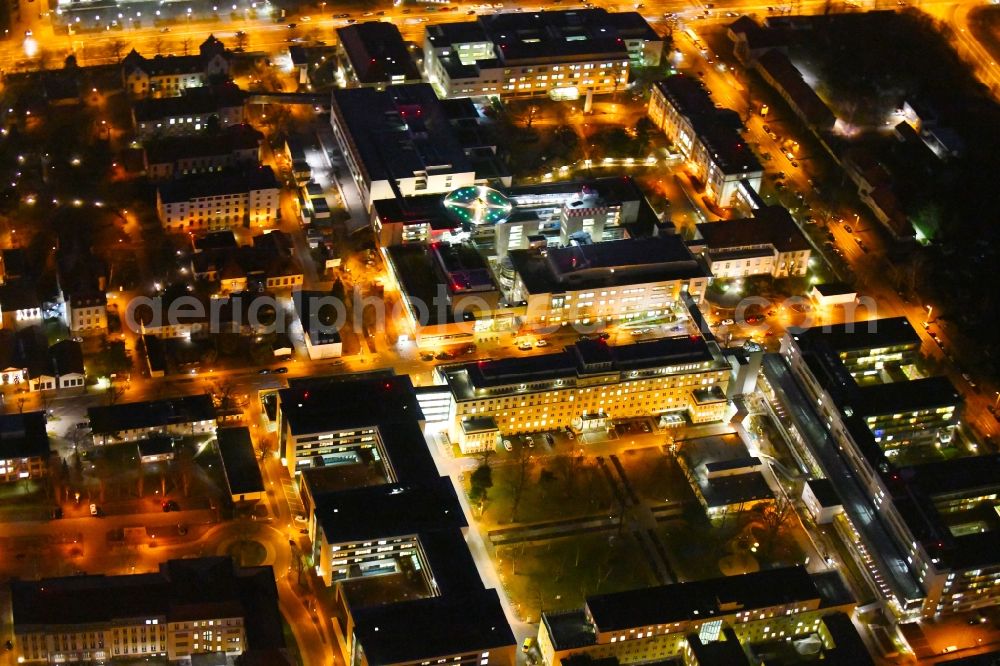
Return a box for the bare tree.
[106,39,128,64]
[509,445,534,523]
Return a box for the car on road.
[420,353,435,362]
[535,339,548,347]
[720,318,736,326]
[273,367,288,374]
[545,433,555,445]
[286,23,297,28]
[435,351,454,360]
[294,514,308,524]
[962,373,977,389]
[844,225,852,233]
[89,503,101,517]
[162,500,180,512]
[503,439,513,451]
[300,15,311,21]
[525,436,535,448]
[517,341,533,351]
[791,161,799,168]
[640,422,651,432]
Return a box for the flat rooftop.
[508,235,708,294]
[851,376,960,417]
[337,22,420,84]
[445,336,716,398]
[0,411,49,460]
[278,375,424,436]
[351,590,515,665]
[313,477,466,543]
[427,9,656,65]
[791,317,920,355]
[331,84,473,186]
[696,205,809,253]
[217,426,264,497]
[158,166,277,203]
[584,566,837,633]
[88,395,216,435]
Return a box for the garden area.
[466,453,617,529]
[613,446,693,505]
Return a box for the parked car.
[503,439,513,451]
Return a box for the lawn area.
[471,456,616,528]
[615,447,694,504]
[495,532,656,622]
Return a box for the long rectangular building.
[507,235,711,329]
[648,75,762,207]
[156,166,280,233]
[538,566,855,665]
[330,84,480,210]
[443,336,730,449]
[12,557,285,664]
[776,318,1000,620]
[423,9,663,99]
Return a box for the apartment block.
[144,124,262,180]
[423,9,662,99]
[11,558,285,664]
[132,85,246,138]
[156,166,279,233]
[87,395,217,444]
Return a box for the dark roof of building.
[792,317,920,355]
[585,566,827,631]
[696,205,809,253]
[331,84,473,186]
[217,426,264,497]
[851,376,960,417]
[687,629,751,666]
[446,336,716,397]
[805,477,841,508]
[12,557,283,650]
[508,235,708,294]
[145,124,261,166]
[278,375,424,436]
[351,590,515,664]
[313,476,466,542]
[1,249,27,279]
[137,435,174,458]
[820,612,875,666]
[133,85,246,123]
[50,339,84,376]
[158,166,277,203]
[337,22,420,84]
[87,395,216,435]
[0,281,42,312]
[428,9,656,67]
[292,289,343,347]
[702,471,774,507]
[756,50,835,130]
[0,411,50,460]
